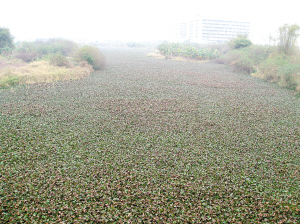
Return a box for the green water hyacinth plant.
[0,48,299,223]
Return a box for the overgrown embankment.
[216,45,300,94]
[215,24,300,94]
[0,34,106,88]
[0,58,93,87]
[157,24,300,95]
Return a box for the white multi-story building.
[172,15,252,44]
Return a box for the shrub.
[258,54,288,82]
[157,43,177,56]
[75,46,105,70]
[258,54,300,89]
[49,53,72,67]
[217,45,269,73]
[228,34,252,49]
[277,63,300,87]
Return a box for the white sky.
[1,0,300,44]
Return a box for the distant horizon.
[2,0,300,45]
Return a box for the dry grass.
[147,51,165,59]
[0,60,93,88]
[147,51,207,63]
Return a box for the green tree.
[0,27,15,54]
[277,24,300,55]
[228,34,252,49]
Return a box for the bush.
[75,46,105,70]
[258,54,300,88]
[49,53,72,67]
[228,34,252,49]
[217,45,269,73]
[277,63,300,87]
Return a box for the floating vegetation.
[0,48,299,222]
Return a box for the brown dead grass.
[146,52,165,59]
[0,60,93,87]
[147,51,207,63]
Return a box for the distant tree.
[0,27,15,54]
[277,24,300,55]
[268,34,277,46]
[228,34,252,49]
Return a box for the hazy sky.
[1,0,300,44]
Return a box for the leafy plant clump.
[157,43,220,60]
[75,45,106,70]
[228,34,252,49]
